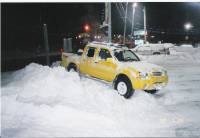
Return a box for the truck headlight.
[139,72,148,79]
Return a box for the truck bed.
[61,52,81,68]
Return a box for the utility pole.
[43,24,50,66]
[108,3,112,43]
[103,3,112,43]
[123,2,128,44]
[131,3,137,36]
[143,6,147,44]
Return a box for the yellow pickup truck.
[61,42,168,98]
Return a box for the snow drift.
[1,63,182,137]
[2,47,200,137]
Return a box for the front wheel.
[114,76,134,99]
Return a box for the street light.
[132,2,137,8]
[131,3,137,36]
[184,22,193,30]
[184,23,193,42]
[84,24,90,32]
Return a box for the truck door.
[80,46,97,76]
[94,48,117,82]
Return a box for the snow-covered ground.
[1,47,200,137]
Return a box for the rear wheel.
[67,63,77,72]
[114,75,134,99]
[144,90,158,94]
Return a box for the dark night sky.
[2,2,200,52]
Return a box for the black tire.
[167,51,170,55]
[114,75,134,99]
[144,90,158,94]
[67,63,77,72]
[153,52,160,55]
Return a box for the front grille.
[152,72,162,76]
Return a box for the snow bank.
[2,63,184,137]
[180,44,193,48]
[51,61,61,67]
[139,47,200,66]
[163,43,175,48]
[2,47,200,137]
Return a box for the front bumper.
[132,75,168,90]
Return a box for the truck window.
[99,49,112,60]
[87,47,96,57]
[114,50,140,62]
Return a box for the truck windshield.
[114,50,140,62]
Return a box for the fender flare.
[113,73,132,88]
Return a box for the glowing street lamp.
[184,23,193,42]
[184,23,193,30]
[84,24,90,32]
[132,2,137,8]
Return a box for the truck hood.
[119,61,165,73]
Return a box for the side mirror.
[77,49,83,55]
[106,58,113,63]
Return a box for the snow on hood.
[119,61,165,73]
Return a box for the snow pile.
[163,43,175,48]
[180,44,193,48]
[139,47,200,65]
[2,63,184,137]
[51,61,61,67]
[137,43,175,50]
[2,46,200,137]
